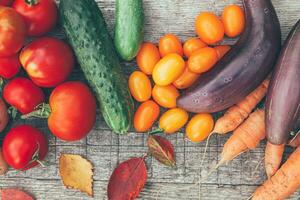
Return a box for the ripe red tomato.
[48,81,97,141]
[13,0,58,36]
[3,77,45,114]
[0,54,21,79]
[2,124,48,170]
[0,7,26,57]
[20,37,75,88]
[0,0,13,6]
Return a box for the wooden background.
[0,0,300,199]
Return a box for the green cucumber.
[59,0,134,134]
[114,0,144,61]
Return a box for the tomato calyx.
[7,106,18,119]
[21,103,51,119]
[21,142,46,170]
[148,128,164,135]
[25,0,39,6]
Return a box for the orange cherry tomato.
[136,42,161,75]
[222,5,245,38]
[214,45,231,59]
[159,34,183,57]
[128,71,152,102]
[152,53,185,86]
[183,38,207,58]
[173,64,200,89]
[195,12,224,45]
[186,113,214,142]
[159,108,189,134]
[188,47,218,73]
[134,100,160,132]
[152,84,179,108]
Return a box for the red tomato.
[0,7,26,57]
[13,0,58,36]
[20,37,75,88]
[48,81,97,141]
[0,54,20,79]
[3,77,45,114]
[0,0,13,6]
[2,124,48,170]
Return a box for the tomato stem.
[148,128,164,135]
[25,0,39,6]
[21,103,51,119]
[7,106,18,119]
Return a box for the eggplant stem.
[21,103,51,119]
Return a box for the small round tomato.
[48,81,96,141]
[13,0,58,36]
[152,84,179,108]
[0,0,13,6]
[159,34,183,57]
[173,65,200,89]
[129,71,152,102]
[214,45,231,59]
[20,37,75,88]
[152,53,185,86]
[186,113,214,142]
[0,7,26,57]
[2,125,48,170]
[159,108,189,134]
[136,42,161,75]
[134,100,160,132]
[0,98,9,132]
[222,5,245,37]
[188,47,218,74]
[183,38,207,58]
[3,77,45,114]
[195,12,224,45]
[0,54,20,79]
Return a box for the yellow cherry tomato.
[152,84,179,108]
[152,53,185,86]
[186,113,214,142]
[222,5,245,38]
[128,71,152,102]
[195,12,225,45]
[173,63,200,89]
[136,42,161,75]
[134,100,160,132]
[214,45,231,59]
[183,38,207,58]
[159,108,189,134]
[188,47,218,73]
[159,34,183,57]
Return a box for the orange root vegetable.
[252,146,300,200]
[264,142,284,178]
[219,109,265,165]
[213,79,269,135]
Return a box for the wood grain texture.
[1,0,300,199]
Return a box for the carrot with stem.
[252,146,300,200]
[264,142,284,178]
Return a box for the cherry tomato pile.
[0,1,97,171]
[130,5,245,142]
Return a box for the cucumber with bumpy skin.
[59,0,134,134]
[114,0,144,61]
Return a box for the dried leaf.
[107,157,147,200]
[59,154,93,196]
[1,188,34,200]
[147,135,176,167]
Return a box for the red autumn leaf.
[1,188,34,200]
[107,157,147,200]
[147,135,176,167]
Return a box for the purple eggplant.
[266,20,300,145]
[177,0,281,113]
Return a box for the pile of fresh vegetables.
[0,0,299,199]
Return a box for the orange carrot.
[252,146,300,200]
[218,109,265,165]
[213,79,269,135]
[264,142,284,178]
